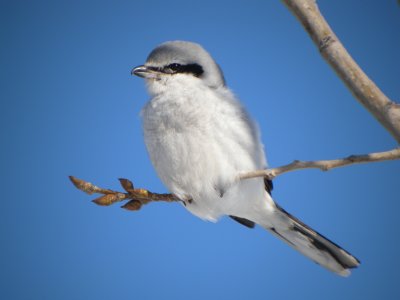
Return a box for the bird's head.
[132,41,225,92]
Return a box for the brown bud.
[118,178,135,193]
[92,194,119,206]
[69,176,100,195]
[121,200,142,211]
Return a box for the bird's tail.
[263,204,360,276]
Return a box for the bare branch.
[69,176,180,211]
[239,148,400,180]
[282,0,400,143]
[70,148,400,210]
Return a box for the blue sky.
[1,0,399,299]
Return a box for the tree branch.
[70,148,400,210]
[239,148,400,180]
[281,0,400,144]
[69,176,180,211]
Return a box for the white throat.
[145,74,206,97]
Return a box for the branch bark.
[281,0,400,144]
[239,148,400,180]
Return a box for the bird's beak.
[131,65,160,79]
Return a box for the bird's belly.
[145,125,222,197]
[142,89,269,221]
[144,124,269,221]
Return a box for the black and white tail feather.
[265,203,360,277]
[231,179,360,276]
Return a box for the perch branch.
[70,148,400,210]
[282,0,400,143]
[239,148,400,180]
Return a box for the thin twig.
[239,148,400,180]
[69,176,180,211]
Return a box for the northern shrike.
[132,41,359,276]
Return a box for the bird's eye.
[166,63,182,72]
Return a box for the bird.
[131,40,360,276]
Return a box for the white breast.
[141,75,272,221]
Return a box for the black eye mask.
[162,63,204,77]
